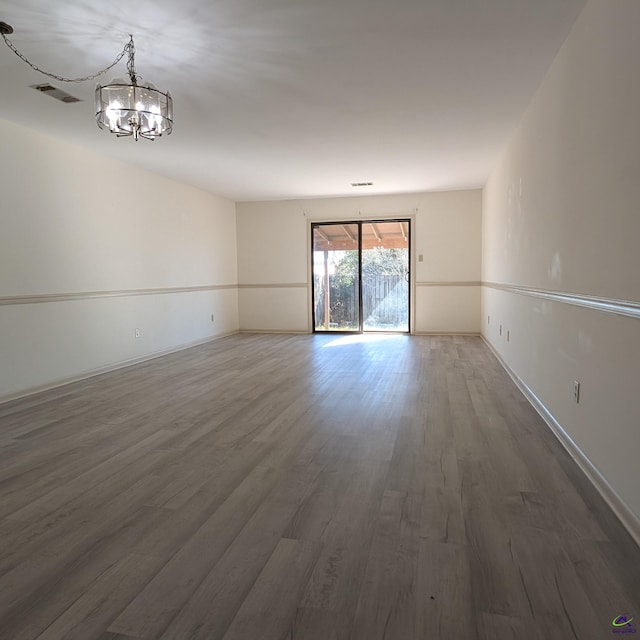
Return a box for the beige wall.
[236,190,481,333]
[0,118,239,400]
[482,0,640,530]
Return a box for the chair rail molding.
[482,282,640,320]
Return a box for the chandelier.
[95,37,173,141]
[0,22,173,141]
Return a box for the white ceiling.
[0,0,586,202]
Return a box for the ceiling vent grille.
[31,83,81,104]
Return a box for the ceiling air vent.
[31,83,82,104]
[351,182,373,187]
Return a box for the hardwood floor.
[0,333,638,639]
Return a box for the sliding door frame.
[310,218,412,334]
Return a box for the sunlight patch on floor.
[321,333,405,348]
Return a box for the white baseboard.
[0,330,239,406]
[482,336,640,548]
[412,331,481,336]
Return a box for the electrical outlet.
[135,328,141,339]
[573,381,580,404]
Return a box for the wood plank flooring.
[0,333,638,640]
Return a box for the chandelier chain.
[126,37,137,83]
[0,33,134,83]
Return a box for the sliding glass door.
[312,220,410,333]
[361,221,410,331]
[312,224,359,331]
